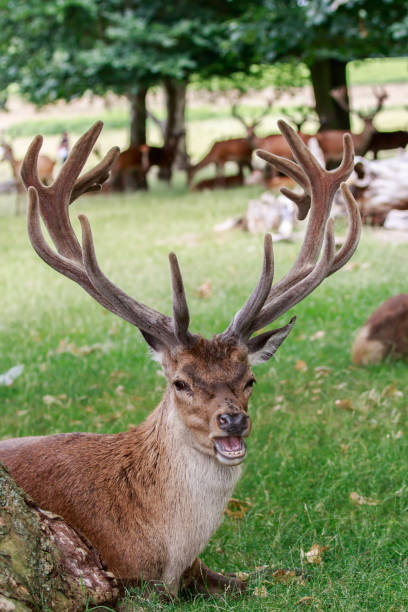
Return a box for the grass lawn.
[0,165,408,610]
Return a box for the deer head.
[331,85,388,130]
[20,121,360,468]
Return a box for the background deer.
[316,86,388,166]
[187,137,253,187]
[0,121,360,600]
[352,294,408,365]
[367,129,408,159]
[0,140,55,213]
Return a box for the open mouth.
[213,436,247,465]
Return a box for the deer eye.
[173,379,192,394]
[244,377,256,390]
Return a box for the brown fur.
[352,294,408,364]
[187,139,253,185]
[0,337,253,596]
[316,122,376,166]
[255,132,311,159]
[367,130,408,159]
[1,143,55,187]
[108,145,148,191]
[191,170,244,191]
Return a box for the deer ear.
[140,330,167,363]
[247,317,296,365]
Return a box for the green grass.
[1,178,408,610]
[348,57,408,85]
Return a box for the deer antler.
[331,86,388,122]
[231,96,273,134]
[221,120,361,342]
[21,122,196,350]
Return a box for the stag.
[0,121,360,600]
[316,86,388,165]
[187,97,273,187]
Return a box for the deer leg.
[180,558,247,597]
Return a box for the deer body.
[255,132,311,159]
[0,121,360,599]
[351,294,408,364]
[316,125,375,165]
[367,130,408,159]
[319,86,388,165]
[192,169,244,191]
[0,142,55,186]
[0,398,240,591]
[188,138,253,186]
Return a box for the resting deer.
[0,141,55,214]
[352,294,408,365]
[0,121,361,600]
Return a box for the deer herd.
[0,85,407,606]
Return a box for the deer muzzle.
[210,411,250,466]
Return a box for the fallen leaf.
[344,261,360,271]
[51,338,111,357]
[295,359,308,372]
[381,384,403,399]
[193,280,212,299]
[296,596,313,606]
[310,330,325,341]
[270,568,298,583]
[253,585,268,597]
[303,544,329,565]
[314,366,332,377]
[225,497,253,519]
[335,399,354,411]
[42,395,62,406]
[349,491,379,506]
[234,571,250,582]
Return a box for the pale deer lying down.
[352,294,408,365]
[0,121,361,600]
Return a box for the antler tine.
[20,136,44,193]
[21,122,109,261]
[222,119,360,341]
[276,121,353,269]
[169,252,195,346]
[256,149,311,220]
[79,215,179,347]
[329,183,361,275]
[25,124,192,351]
[222,234,274,341]
[256,149,308,190]
[57,122,104,188]
[27,187,121,313]
[70,145,120,203]
[251,220,336,332]
[231,102,249,130]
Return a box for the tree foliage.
[242,0,408,65]
[0,0,256,108]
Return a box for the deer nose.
[217,412,249,435]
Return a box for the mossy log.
[0,462,119,611]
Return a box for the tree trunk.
[0,463,119,611]
[309,59,350,130]
[128,87,148,190]
[129,88,147,147]
[163,79,189,172]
